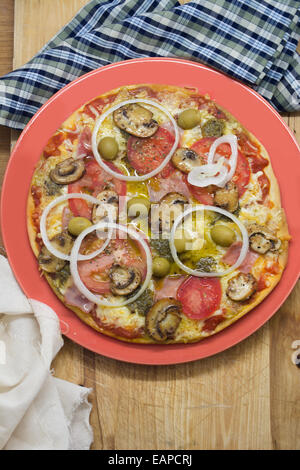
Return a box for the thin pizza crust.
[27,84,290,344]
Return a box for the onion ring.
[69,222,153,307]
[188,134,238,189]
[91,99,179,182]
[40,193,113,261]
[169,205,249,277]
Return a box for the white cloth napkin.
[0,255,93,450]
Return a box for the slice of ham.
[147,169,191,202]
[222,241,259,273]
[154,275,185,301]
[75,126,93,159]
[61,206,73,230]
[64,284,95,313]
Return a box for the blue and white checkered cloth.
[0,0,299,130]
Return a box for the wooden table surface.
[0,0,299,450]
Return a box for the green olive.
[152,257,171,277]
[68,217,92,236]
[177,109,201,130]
[127,197,150,217]
[98,136,119,160]
[210,224,236,247]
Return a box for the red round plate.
[1,58,300,365]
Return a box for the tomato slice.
[78,253,115,294]
[177,277,222,320]
[190,137,250,197]
[78,238,147,294]
[127,127,175,175]
[68,159,126,219]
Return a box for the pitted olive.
[177,109,201,130]
[211,224,236,247]
[98,137,119,160]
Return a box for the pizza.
[27,84,290,344]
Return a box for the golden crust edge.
[27,188,40,257]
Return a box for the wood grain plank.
[269,281,300,449]
[0,0,14,249]
[13,0,89,67]
[91,325,272,450]
[0,0,14,76]
[269,112,300,450]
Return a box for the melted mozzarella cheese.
[46,198,68,239]
[95,304,145,331]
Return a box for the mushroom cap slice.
[150,192,188,233]
[171,148,204,173]
[113,104,158,138]
[109,264,142,296]
[50,158,85,184]
[38,246,66,273]
[38,231,74,273]
[160,192,189,206]
[51,231,74,254]
[92,190,119,224]
[214,181,239,213]
[145,298,182,342]
[248,223,281,254]
[226,273,257,302]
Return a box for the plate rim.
[1,57,299,365]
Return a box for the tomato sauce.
[92,312,144,339]
[43,132,65,158]
[31,185,43,248]
[203,314,225,332]
[82,93,117,119]
[129,86,157,99]
[257,262,280,291]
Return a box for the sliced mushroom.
[51,231,74,254]
[38,231,73,273]
[214,181,239,213]
[92,190,119,224]
[38,246,66,273]
[50,158,85,184]
[171,148,204,173]
[161,192,188,206]
[145,298,182,341]
[150,192,188,233]
[38,231,74,273]
[113,104,158,138]
[226,273,257,302]
[248,223,281,254]
[109,264,142,296]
